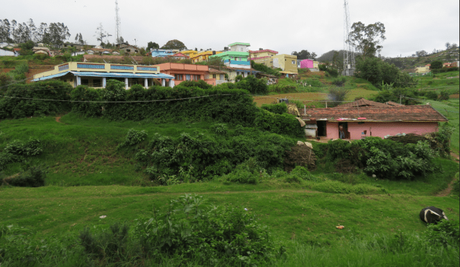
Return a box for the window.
[292,60,296,65]
[81,79,89,85]
[213,74,216,79]
[93,79,102,87]
[175,74,183,80]
[186,74,191,81]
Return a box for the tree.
[445,42,450,49]
[43,22,70,47]
[95,23,110,45]
[74,33,85,45]
[355,57,415,89]
[415,50,427,57]
[451,43,458,49]
[161,39,187,50]
[291,50,316,59]
[430,60,443,70]
[348,21,386,59]
[147,41,159,51]
[0,19,12,42]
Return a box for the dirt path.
[436,177,457,197]
[55,116,62,123]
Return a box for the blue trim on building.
[71,71,174,79]
[137,66,157,71]
[224,60,250,65]
[111,65,134,70]
[77,64,105,69]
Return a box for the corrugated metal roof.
[33,71,70,81]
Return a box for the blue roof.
[33,71,174,82]
[32,71,70,81]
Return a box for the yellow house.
[181,50,199,58]
[249,49,279,67]
[190,50,222,63]
[313,61,319,69]
[272,54,298,77]
[32,62,174,89]
[415,65,430,74]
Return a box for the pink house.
[300,59,314,69]
[301,99,447,140]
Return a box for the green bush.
[236,75,268,95]
[0,139,43,170]
[423,220,460,247]
[79,223,130,264]
[121,129,295,183]
[261,103,288,114]
[254,108,304,137]
[319,137,438,180]
[331,77,347,87]
[424,91,438,100]
[133,194,279,266]
[222,158,262,184]
[70,85,103,117]
[4,166,46,187]
[0,80,73,119]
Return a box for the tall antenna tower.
[342,0,355,76]
[115,0,121,44]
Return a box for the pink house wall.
[325,122,439,140]
[300,59,314,69]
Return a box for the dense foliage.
[251,61,281,77]
[0,139,43,171]
[0,80,72,119]
[316,137,439,180]
[119,127,295,184]
[69,80,302,137]
[355,57,416,88]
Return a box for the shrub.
[222,158,263,184]
[4,166,46,187]
[261,103,288,114]
[422,220,460,248]
[117,128,148,149]
[133,194,279,266]
[0,139,43,170]
[331,77,347,87]
[0,80,73,119]
[236,75,268,95]
[424,91,438,100]
[79,223,130,264]
[70,85,103,117]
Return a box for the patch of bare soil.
[436,178,457,197]
[55,116,62,123]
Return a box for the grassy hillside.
[384,47,459,71]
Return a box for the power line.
[0,94,235,103]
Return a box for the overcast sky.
[2,0,459,58]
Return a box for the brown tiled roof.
[301,104,447,122]
[385,101,404,106]
[335,98,390,109]
[208,68,226,74]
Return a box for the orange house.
[155,63,216,86]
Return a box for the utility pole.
[115,0,121,44]
[342,0,355,76]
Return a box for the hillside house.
[155,63,215,86]
[272,54,298,78]
[32,62,174,89]
[249,49,278,67]
[300,99,447,140]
